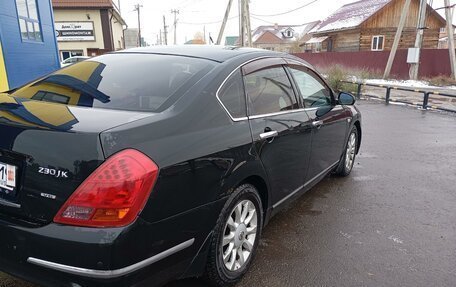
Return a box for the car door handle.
[312,120,324,129]
[260,130,278,140]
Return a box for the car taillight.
[54,149,158,228]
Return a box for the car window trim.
[248,107,317,120]
[241,58,287,76]
[216,56,317,122]
[283,65,305,109]
[216,69,248,120]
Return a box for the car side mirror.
[316,106,333,118]
[338,92,356,105]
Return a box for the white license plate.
[0,162,16,191]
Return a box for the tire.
[204,184,263,287]
[334,126,358,177]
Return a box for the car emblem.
[38,167,69,179]
[40,193,56,200]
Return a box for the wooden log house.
[305,0,446,53]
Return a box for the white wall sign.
[56,22,95,42]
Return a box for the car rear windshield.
[11,53,217,112]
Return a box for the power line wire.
[434,4,456,10]
[180,15,238,25]
[251,0,319,17]
[176,0,199,9]
[250,15,276,25]
[178,0,320,27]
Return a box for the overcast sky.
[116,0,452,45]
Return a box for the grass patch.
[423,75,456,87]
[315,65,456,91]
[315,65,382,94]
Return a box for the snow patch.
[319,15,367,32]
[311,0,391,33]
[339,231,353,239]
[362,79,456,90]
[388,235,404,244]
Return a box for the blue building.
[0,0,60,92]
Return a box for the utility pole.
[217,0,234,45]
[383,0,412,79]
[134,4,143,47]
[163,15,168,45]
[445,0,456,80]
[245,0,252,47]
[238,0,244,47]
[171,9,179,45]
[238,0,252,47]
[410,0,428,80]
[204,26,207,44]
[159,29,162,45]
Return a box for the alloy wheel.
[345,132,357,171]
[221,199,258,272]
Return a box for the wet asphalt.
[2,100,456,287]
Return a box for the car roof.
[116,45,285,63]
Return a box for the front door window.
[288,66,332,108]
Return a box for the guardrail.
[341,80,456,113]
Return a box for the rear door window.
[12,54,216,112]
[244,66,298,116]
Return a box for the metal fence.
[341,80,456,113]
[295,49,452,79]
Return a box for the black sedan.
[0,46,361,287]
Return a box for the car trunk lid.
[0,95,151,226]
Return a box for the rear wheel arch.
[353,121,362,154]
[240,175,269,224]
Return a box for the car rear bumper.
[0,219,113,286]
[26,238,194,279]
[0,220,197,287]
[0,198,225,286]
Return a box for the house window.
[60,50,84,61]
[15,0,42,42]
[282,29,294,38]
[327,38,333,52]
[371,35,384,51]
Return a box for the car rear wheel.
[335,126,358,176]
[204,184,263,286]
